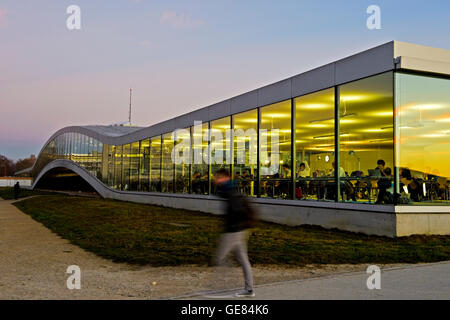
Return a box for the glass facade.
[174,128,191,193]
[192,122,209,195]
[210,117,231,194]
[260,100,292,199]
[233,109,258,197]
[150,135,162,192]
[130,141,140,191]
[395,73,450,204]
[161,132,174,193]
[139,139,150,192]
[294,88,335,201]
[339,72,394,204]
[31,71,450,206]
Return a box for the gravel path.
[0,197,402,300]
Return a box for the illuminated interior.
[161,132,174,193]
[192,122,209,195]
[175,128,190,193]
[130,141,140,191]
[339,72,394,203]
[233,109,258,197]
[150,135,161,192]
[210,117,231,193]
[114,145,123,190]
[295,88,335,201]
[139,139,150,192]
[396,73,450,204]
[260,100,292,198]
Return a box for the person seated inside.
[324,162,348,201]
[296,162,310,199]
[192,171,203,194]
[374,160,393,204]
[297,162,310,178]
[240,169,252,195]
[400,167,422,202]
[274,164,291,198]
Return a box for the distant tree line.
[0,154,36,177]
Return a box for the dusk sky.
[1,0,449,160]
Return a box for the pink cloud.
[138,40,151,47]
[160,11,204,28]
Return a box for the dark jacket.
[216,180,252,233]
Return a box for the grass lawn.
[0,187,57,200]
[13,195,450,266]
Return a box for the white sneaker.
[235,290,255,298]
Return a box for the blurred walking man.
[213,168,255,298]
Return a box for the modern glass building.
[18,41,450,237]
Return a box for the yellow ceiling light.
[340,119,358,124]
[361,128,384,133]
[309,124,331,128]
[238,118,258,124]
[340,94,373,102]
[262,113,290,119]
[422,134,446,138]
[366,111,393,117]
[411,104,443,111]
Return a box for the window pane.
[129,141,140,191]
[174,128,190,194]
[396,73,450,205]
[101,144,109,184]
[114,145,123,190]
[122,144,131,191]
[161,132,174,193]
[260,100,292,199]
[210,117,231,194]
[107,145,115,187]
[233,109,258,197]
[139,139,150,192]
[339,72,394,204]
[295,88,335,201]
[192,122,209,195]
[150,135,161,192]
[97,141,103,179]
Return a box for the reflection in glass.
[295,88,335,201]
[139,139,150,192]
[150,135,162,192]
[339,72,394,204]
[174,128,191,193]
[130,141,140,191]
[233,109,258,196]
[259,100,292,199]
[192,122,209,195]
[210,117,231,194]
[162,133,174,193]
[114,145,123,190]
[122,144,131,191]
[396,73,450,205]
